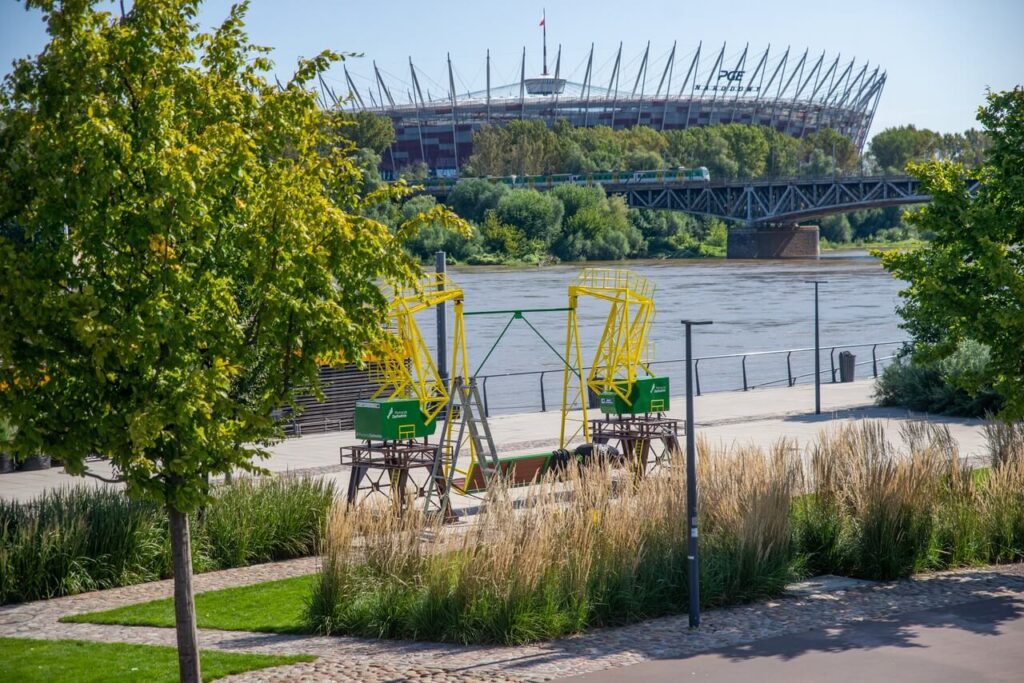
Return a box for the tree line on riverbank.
[346,118,989,263]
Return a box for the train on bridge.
[421,166,712,192]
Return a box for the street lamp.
[804,281,827,414]
[436,251,447,382]
[681,319,713,628]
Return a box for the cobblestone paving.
[2,561,1021,682]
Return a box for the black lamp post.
[681,319,712,628]
[804,280,827,415]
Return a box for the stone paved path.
[2,558,1022,682]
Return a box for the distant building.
[330,39,886,178]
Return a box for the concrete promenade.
[0,378,990,503]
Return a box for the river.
[433,251,906,415]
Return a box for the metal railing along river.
[474,340,909,417]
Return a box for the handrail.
[473,339,909,416]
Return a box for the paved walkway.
[1,558,1021,681]
[0,379,991,503]
[571,592,1024,682]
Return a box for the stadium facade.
[330,39,886,178]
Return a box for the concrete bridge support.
[726,224,820,259]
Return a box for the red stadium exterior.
[334,42,886,177]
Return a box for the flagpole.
[542,9,548,75]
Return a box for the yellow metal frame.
[368,272,482,492]
[560,268,656,448]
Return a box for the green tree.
[398,161,429,182]
[464,124,505,176]
[333,110,395,155]
[628,209,698,255]
[494,189,564,246]
[553,192,641,261]
[880,88,1024,419]
[819,214,853,243]
[402,195,479,261]
[666,127,739,180]
[801,128,858,175]
[480,211,534,258]
[551,183,605,219]
[624,148,665,171]
[764,128,801,177]
[720,123,769,178]
[446,177,509,223]
[869,124,939,173]
[567,124,626,170]
[0,1,463,679]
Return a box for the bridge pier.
[727,224,820,259]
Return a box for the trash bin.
[839,351,856,382]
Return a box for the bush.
[308,443,798,644]
[0,476,334,604]
[792,420,1024,580]
[401,195,480,261]
[494,189,564,247]
[307,419,1023,646]
[875,340,1002,417]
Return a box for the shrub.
[199,476,335,568]
[0,476,334,605]
[306,419,1024,645]
[307,442,798,644]
[875,340,1002,417]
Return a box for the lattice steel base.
[589,414,683,479]
[342,440,451,518]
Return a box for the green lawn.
[62,574,316,634]
[0,637,314,682]
[820,238,925,252]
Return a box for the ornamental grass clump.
[198,476,335,568]
[791,419,1024,577]
[0,487,166,603]
[0,476,334,605]
[307,441,799,644]
[793,422,945,579]
[980,422,1024,563]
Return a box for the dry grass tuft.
[308,419,1024,644]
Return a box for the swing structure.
[343,268,680,516]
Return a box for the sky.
[2,0,1022,138]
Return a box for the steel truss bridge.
[621,174,982,224]
[425,174,980,225]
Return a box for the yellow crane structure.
[348,272,498,513]
[366,272,468,428]
[560,268,677,474]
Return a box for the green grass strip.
[62,574,316,634]
[0,637,314,682]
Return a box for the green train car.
[422,166,711,191]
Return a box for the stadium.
[330,34,886,178]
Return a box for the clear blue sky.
[2,0,1021,137]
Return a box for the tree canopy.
[880,88,1024,419]
[464,121,875,180]
[0,1,463,678]
[0,0,451,509]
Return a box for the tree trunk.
[169,506,202,683]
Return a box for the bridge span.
[425,173,979,225]
[622,174,976,225]
[422,173,979,258]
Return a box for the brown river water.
[432,251,905,415]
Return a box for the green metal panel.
[598,376,670,414]
[354,398,436,440]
